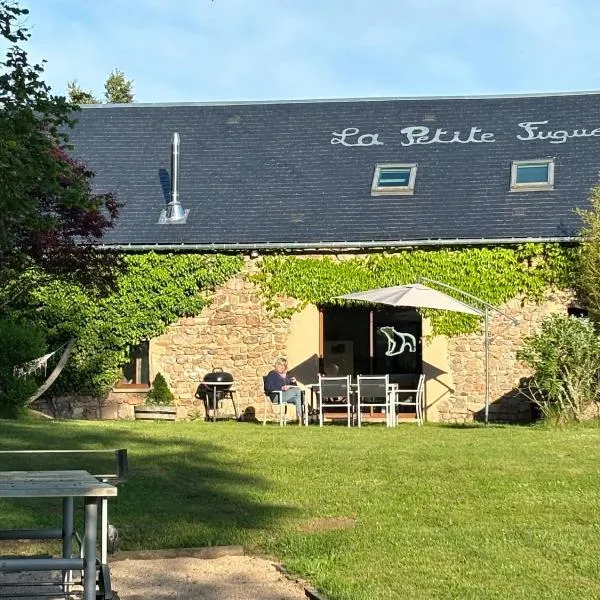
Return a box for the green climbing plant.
[6,252,243,395]
[249,244,576,336]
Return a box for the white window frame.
[371,163,418,196]
[510,159,555,191]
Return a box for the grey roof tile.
[67,92,600,248]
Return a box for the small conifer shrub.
[145,372,174,406]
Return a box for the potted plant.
[134,372,177,421]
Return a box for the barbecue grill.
[197,367,234,400]
[195,368,237,421]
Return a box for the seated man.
[264,357,302,422]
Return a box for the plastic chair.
[356,374,393,427]
[318,375,353,427]
[262,376,288,426]
[389,374,425,426]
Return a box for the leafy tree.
[66,80,99,104]
[104,69,134,103]
[67,69,134,105]
[0,0,121,291]
[6,253,244,395]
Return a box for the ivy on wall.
[16,253,244,395]
[4,244,575,395]
[249,244,576,336]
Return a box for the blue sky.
[16,0,600,103]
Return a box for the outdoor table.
[0,469,117,600]
[307,381,399,425]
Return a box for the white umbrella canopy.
[338,283,484,316]
[336,281,516,426]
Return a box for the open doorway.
[320,305,422,381]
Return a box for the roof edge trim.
[96,236,579,252]
[78,89,600,110]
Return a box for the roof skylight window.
[371,164,417,195]
[510,159,554,190]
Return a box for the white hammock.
[14,350,60,377]
[26,339,76,406]
[10,339,76,410]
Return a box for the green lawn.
[1,419,600,599]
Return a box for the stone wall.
[150,260,294,421]
[35,395,102,419]
[35,391,148,420]
[53,255,574,424]
[148,273,572,424]
[439,290,572,423]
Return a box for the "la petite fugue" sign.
[330,120,600,148]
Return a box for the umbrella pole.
[369,309,374,373]
[484,307,489,426]
[418,277,518,426]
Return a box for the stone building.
[61,91,600,422]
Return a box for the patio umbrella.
[336,283,494,423]
[337,283,484,316]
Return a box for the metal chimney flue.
[163,132,187,223]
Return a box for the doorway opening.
[320,305,422,382]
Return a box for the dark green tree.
[0,0,121,291]
[0,318,47,418]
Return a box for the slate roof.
[67,91,600,250]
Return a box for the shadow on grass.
[0,421,293,550]
[437,422,518,430]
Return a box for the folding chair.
[262,376,288,426]
[356,374,394,427]
[389,374,425,426]
[318,375,353,427]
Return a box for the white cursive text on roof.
[399,125,496,146]
[330,127,384,147]
[331,120,600,148]
[516,120,600,144]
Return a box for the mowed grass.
[1,419,600,599]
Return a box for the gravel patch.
[1,555,309,600]
[110,555,308,600]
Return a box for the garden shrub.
[0,375,40,419]
[145,372,174,406]
[0,319,47,418]
[517,313,600,423]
